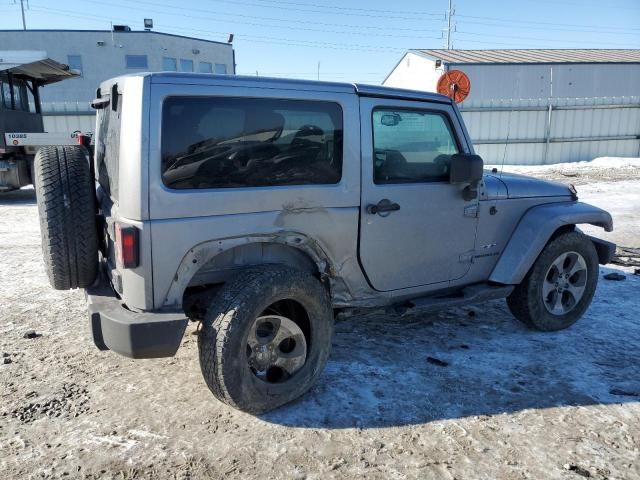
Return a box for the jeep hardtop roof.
[98,72,453,105]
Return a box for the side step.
[398,284,514,316]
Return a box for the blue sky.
[1,0,639,84]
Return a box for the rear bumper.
[86,279,188,359]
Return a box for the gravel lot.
[1,162,639,479]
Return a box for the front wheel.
[507,231,599,331]
[198,266,334,413]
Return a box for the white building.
[383,49,640,101]
[383,49,640,165]
[0,28,236,133]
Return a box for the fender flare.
[489,201,613,285]
[161,232,334,308]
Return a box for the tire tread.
[34,146,98,290]
[198,266,333,413]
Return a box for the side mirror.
[449,153,484,201]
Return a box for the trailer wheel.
[34,146,98,290]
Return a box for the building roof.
[412,49,640,65]
[0,29,232,47]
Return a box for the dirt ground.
[1,162,639,479]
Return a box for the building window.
[162,57,177,71]
[67,55,83,76]
[199,62,213,74]
[180,59,194,72]
[161,97,343,189]
[214,63,227,75]
[125,55,148,69]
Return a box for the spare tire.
[33,146,98,290]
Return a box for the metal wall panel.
[461,96,640,164]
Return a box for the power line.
[32,0,443,40]
[83,0,444,33]
[457,14,640,33]
[232,0,441,17]
[158,0,441,21]
[458,18,640,36]
[29,4,635,53]
[28,6,412,53]
[456,30,639,47]
[530,0,640,11]
[25,2,638,53]
[166,0,639,34]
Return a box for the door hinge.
[464,204,478,218]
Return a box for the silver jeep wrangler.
[33,73,615,413]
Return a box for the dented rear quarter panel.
[146,79,363,309]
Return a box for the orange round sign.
[436,70,471,103]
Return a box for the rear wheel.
[33,146,98,290]
[198,266,333,413]
[507,231,599,331]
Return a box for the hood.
[487,172,573,199]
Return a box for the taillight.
[115,223,139,268]
[76,133,90,147]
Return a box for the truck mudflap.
[86,278,188,359]
[588,235,616,265]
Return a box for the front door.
[358,97,478,292]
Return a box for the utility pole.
[445,0,454,50]
[18,0,27,30]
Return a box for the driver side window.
[372,108,459,184]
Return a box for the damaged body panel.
[156,215,363,309]
[77,72,615,365]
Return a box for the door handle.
[366,199,401,216]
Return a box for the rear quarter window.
[161,97,343,189]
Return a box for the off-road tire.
[507,231,598,331]
[198,266,334,413]
[33,146,98,290]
